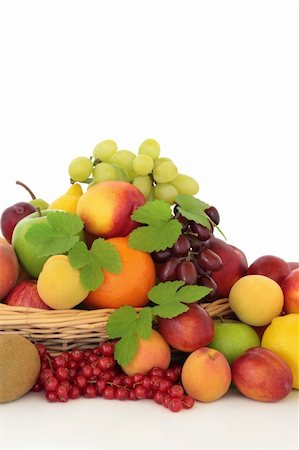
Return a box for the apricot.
[181,347,231,402]
[0,238,19,300]
[37,255,88,309]
[121,330,171,376]
[229,275,284,326]
[76,181,145,238]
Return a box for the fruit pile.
[0,138,298,411]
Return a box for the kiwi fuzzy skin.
[0,334,41,403]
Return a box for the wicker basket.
[0,298,232,355]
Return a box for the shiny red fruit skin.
[5,279,51,309]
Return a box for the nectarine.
[76,181,145,238]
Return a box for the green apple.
[12,210,84,278]
[208,321,260,365]
[12,210,54,278]
[29,198,49,209]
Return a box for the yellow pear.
[47,184,83,214]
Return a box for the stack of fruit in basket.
[0,139,298,412]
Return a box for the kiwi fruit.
[0,334,41,403]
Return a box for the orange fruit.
[84,236,156,309]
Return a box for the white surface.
[0,1,298,449]
[0,390,298,450]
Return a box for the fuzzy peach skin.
[121,330,171,376]
[76,181,145,238]
[181,347,232,402]
[0,237,19,300]
[231,347,293,402]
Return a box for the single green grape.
[133,175,152,198]
[153,161,178,183]
[111,164,130,182]
[68,156,93,182]
[133,154,154,176]
[171,174,199,196]
[109,150,136,172]
[153,157,173,169]
[154,183,178,205]
[93,162,117,182]
[138,139,160,160]
[93,140,118,161]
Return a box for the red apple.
[1,202,36,243]
[157,303,214,352]
[281,268,299,314]
[247,255,291,286]
[5,280,52,310]
[209,238,248,298]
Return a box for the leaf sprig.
[128,200,182,253]
[107,281,211,366]
[68,238,122,291]
[24,211,84,257]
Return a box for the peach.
[231,347,293,402]
[76,181,145,238]
[158,304,214,352]
[37,255,89,309]
[181,347,232,402]
[121,330,171,376]
[281,268,299,314]
[0,238,19,300]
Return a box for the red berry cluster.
[33,343,195,413]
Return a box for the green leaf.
[106,306,137,339]
[129,220,182,253]
[80,263,104,291]
[148,281,212,319]
[175,195,212,229]
[107,305,153,366]
[135,307,153,339]
[25,211,84,257]
[114,331,138,367]
[47,211,83,235]
[91,238,122,274]
[131,200,172,225]
[152,302,189,319]
[68,237,122,291]
[68,241,91,269]
[128,200,182,253]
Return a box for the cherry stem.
[16,180,36,200]
[16,180,42,217]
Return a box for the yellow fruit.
[229,275,284,326]
[262,314,299,389]
[0,334,41,403]
[37,255,88,309]
[47,184,83,214]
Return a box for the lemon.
[48,184,83,214]
[261,314,299,389]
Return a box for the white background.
[0,1,298,449]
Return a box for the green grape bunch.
[68,138,199,205]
